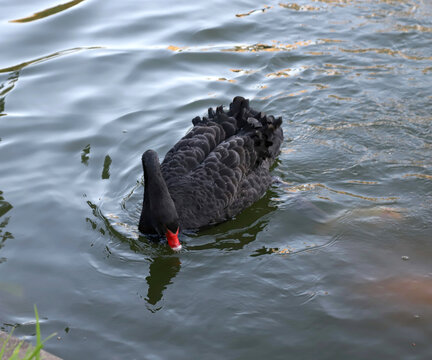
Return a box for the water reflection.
[87,185,280,253]
[0,190,23,302]
[0,47,100,74]
[86,198,181,309]
[284,182,399,202]
[140,191,280,306]
[0,190,13,264]
[85,188,281,307]
[101,155,112,180]
[81,144,90,166]
[86,199,179,309]
[235,5,272,17]
[222,41,314,53]
[86,200,139,249]
[145,256,181,308]
[0,71,19,117]
[339,47,432,61]
[9,0,86,23]
[279,3,320,11]
[187,190,279,251]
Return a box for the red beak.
[166,228,182,251]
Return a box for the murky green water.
[1,0,431,359]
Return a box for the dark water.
[1,0,432,359]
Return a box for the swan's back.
[160,96,283,229]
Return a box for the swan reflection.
[145,256,181,308]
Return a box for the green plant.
[0,305,56,360]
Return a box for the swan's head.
[140,150,182,251]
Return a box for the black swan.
[139,96,283,250]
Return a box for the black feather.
[139,96,284,233]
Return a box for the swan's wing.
[166,121,283,228]
[161,97,282,182]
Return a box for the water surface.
[1,0,431,359]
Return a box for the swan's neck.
[139,150,179,238]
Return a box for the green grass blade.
[26,343,45,360]
[0,306,56,360]
[26,331,58,360]
[42,332,57,343]
[34,304,41,360]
